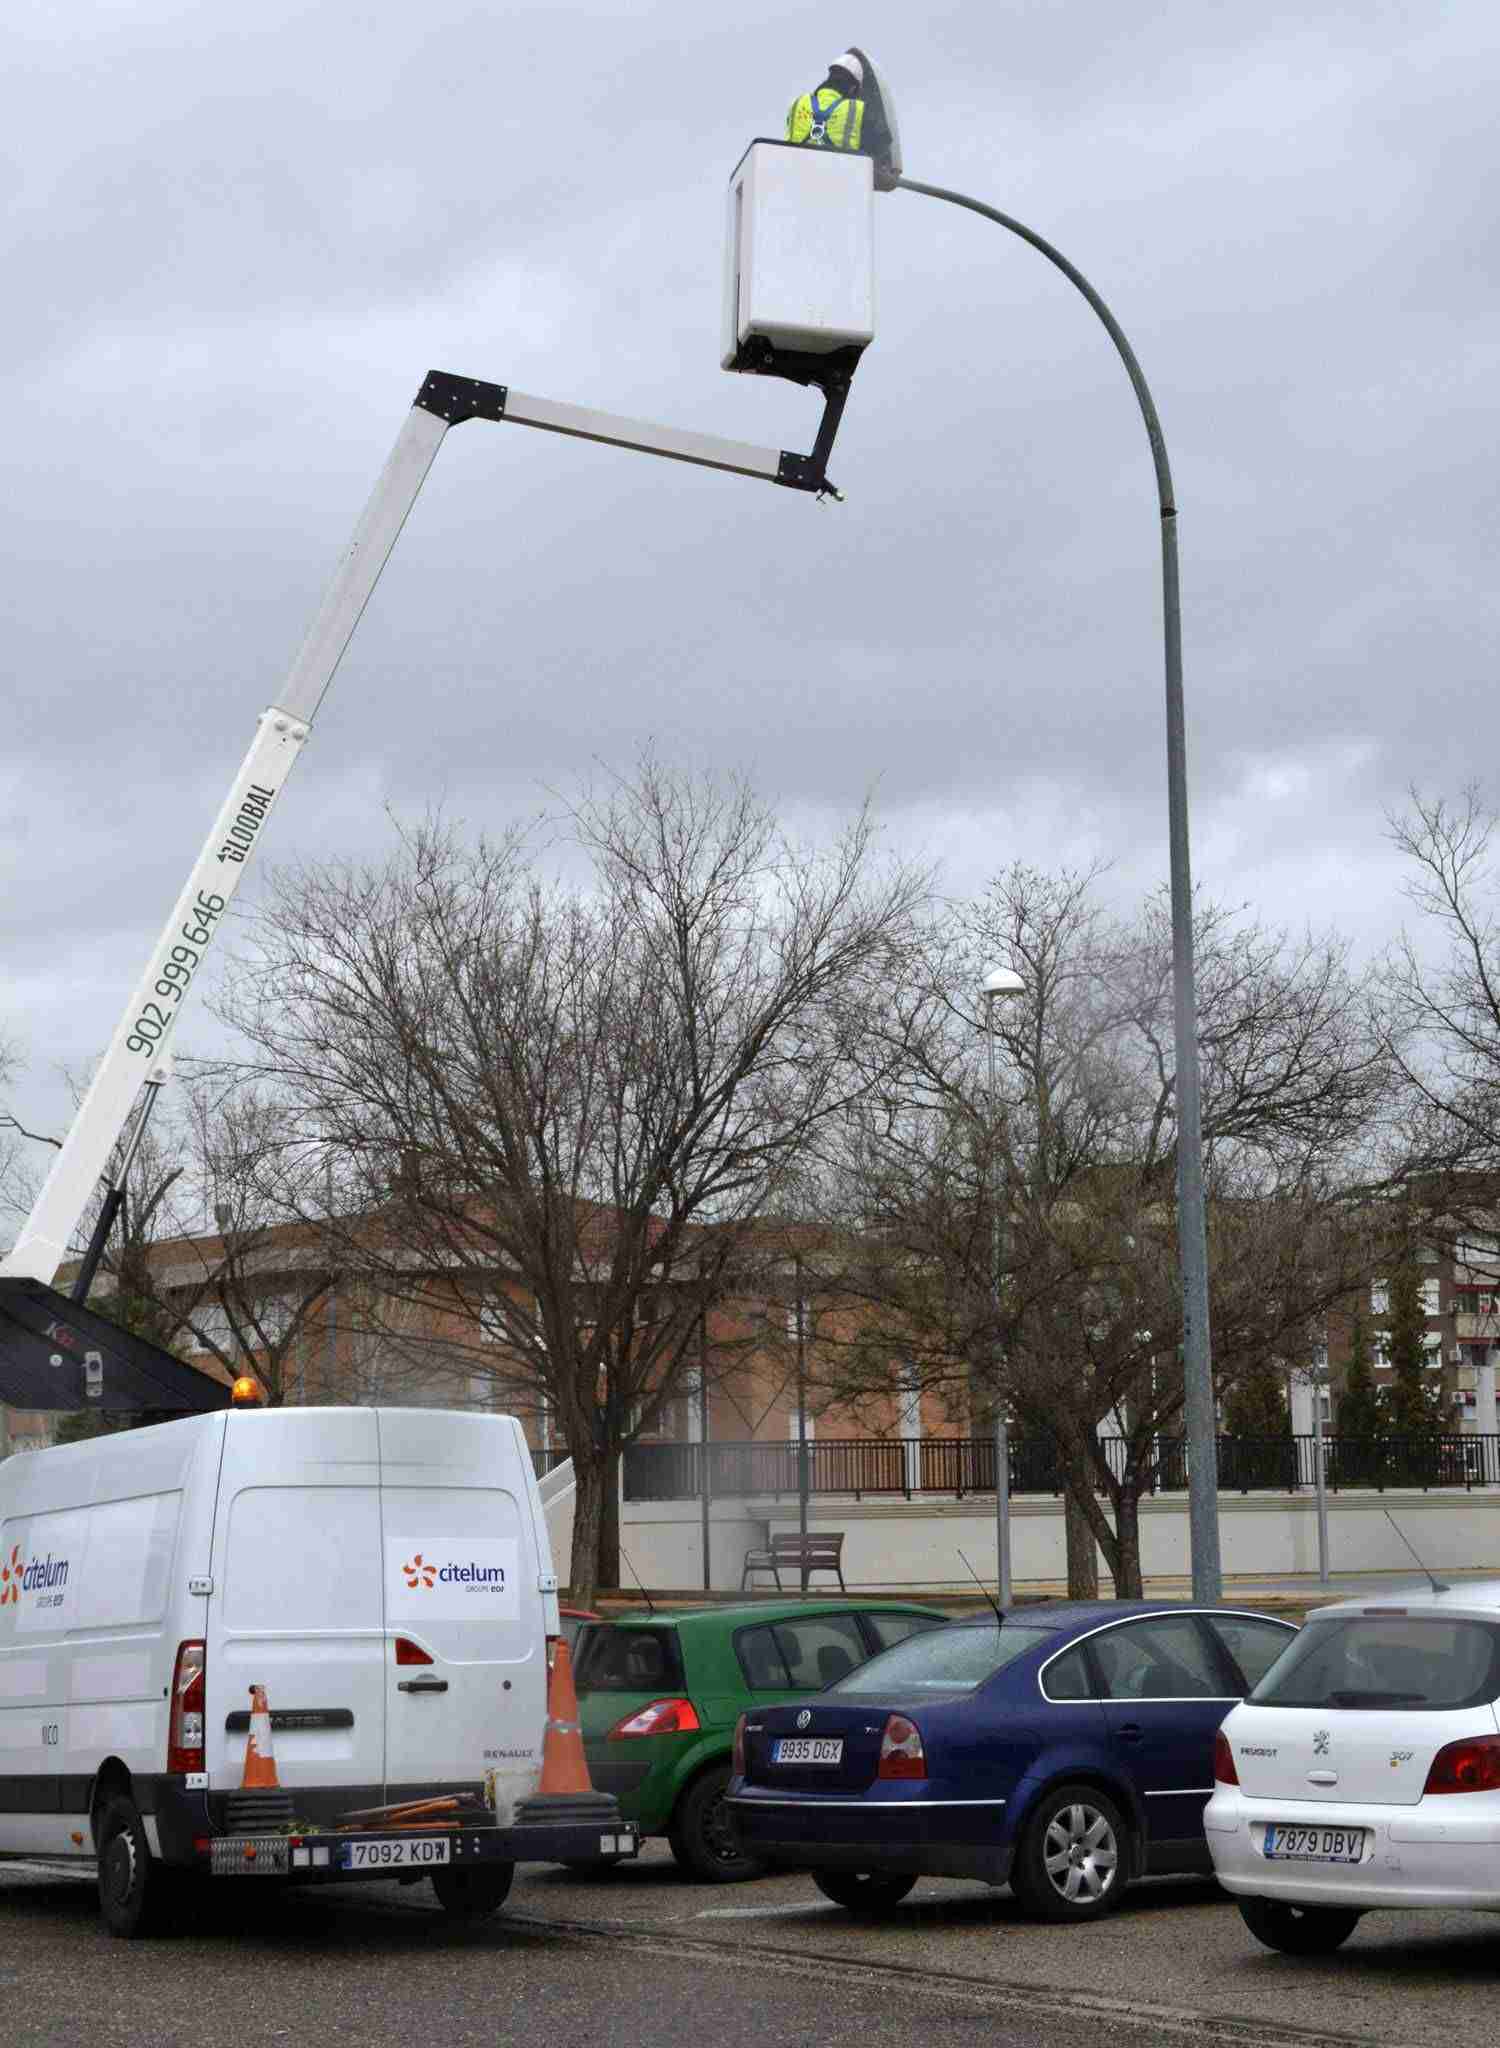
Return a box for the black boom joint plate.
[415,372,509,425]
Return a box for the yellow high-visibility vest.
[785,87,866,152]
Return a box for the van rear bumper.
[153,1779,638,1877]
[207,1815,640,1880]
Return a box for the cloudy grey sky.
[5,0,1500,1152]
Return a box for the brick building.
[4,1216,964,1465]
[1298,1230,1500,1439]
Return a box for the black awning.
[0,1277,231,1412]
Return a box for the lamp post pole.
[699,1309,713,1592]
[794,1254,810,1564]
[900,176,1222,1601]
[1312,1364,1330,1586]
[982,967,1024,1607]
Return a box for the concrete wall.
[612,1497,773,1592]
[617,1487,1500,1593]
[540,1452,1500,1593]
[540,1463,765,1594]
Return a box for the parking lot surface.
[4,1845,1500,2046]
[513,1844,1500,2046]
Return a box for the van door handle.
[397,1678,449,1694]
[1115,1723,1143,1742]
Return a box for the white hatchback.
[1207,1582,1500,1954]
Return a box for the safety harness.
[805,88,848,145]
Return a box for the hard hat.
[829,50,864,85]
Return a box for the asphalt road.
[4,1845,1500,2048]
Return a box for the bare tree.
[135,1077,340,1404]
[823,864,1392,1597]
[1383,786,1500,1267]
[214,754,929,1603]
[3,1058,339,1415]
[0,1030,49,1232]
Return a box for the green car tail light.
[608,1697,703,1739]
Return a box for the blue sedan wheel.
[1011,1784,1127,1922]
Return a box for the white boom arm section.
[3,371,830,1284]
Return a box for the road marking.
[697,1894,950,1920]
[696,1901,842,1919]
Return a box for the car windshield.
[572,1625,684,1693]
[1249,1615,1500,1712]
[828,1623,1054,1696]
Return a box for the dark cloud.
[5,0,1500,1147]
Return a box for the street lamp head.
[980,966,1025,1003]
[842,46,904,190]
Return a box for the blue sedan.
[727,1600,1296,1921]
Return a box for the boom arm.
[2,371,842,1285]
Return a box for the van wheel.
[1010,1784,1127,1922]
[97,1795,175,1939]
[1237,1897,1362,1955]
[668,1766,765,1884]
[811,1870,917,1916]
[430,1862,514,1920]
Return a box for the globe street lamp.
[981,964,1026,1605]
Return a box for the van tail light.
[167,1639,206,1775]
[607,1698,702,1739]
[394,1636,434,1666]
[1213,1731,1239,1786]
[877,1714,926,1780]
[1423,1735,1500,1794]
[733,1713,747,1775]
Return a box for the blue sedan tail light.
[877,1714,926,1780]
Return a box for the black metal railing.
[619,1432,1500,1502]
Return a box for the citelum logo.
[0,1546,19,1607]
[402,1554,436,1590]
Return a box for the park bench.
[741,1530,847,1594]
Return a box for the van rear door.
[378,1412,547,1822]
[208,1410,386,1813]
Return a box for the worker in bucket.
[786,50,876,155]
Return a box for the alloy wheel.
[1041,1801,1119,1905]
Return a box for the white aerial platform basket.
[722,141,875,374]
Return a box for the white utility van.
[0,1405,634,1935]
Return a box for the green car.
[571,1599,949,1882]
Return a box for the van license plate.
[773,1738,843,1764]
[1263,1825,1365,1863]
[339,1836,452,1871]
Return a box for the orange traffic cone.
[537,1637,593,1795]
[229,1682,294,1829]
[242,1684,280,1790]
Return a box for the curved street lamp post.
[894,174,1222,1601]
